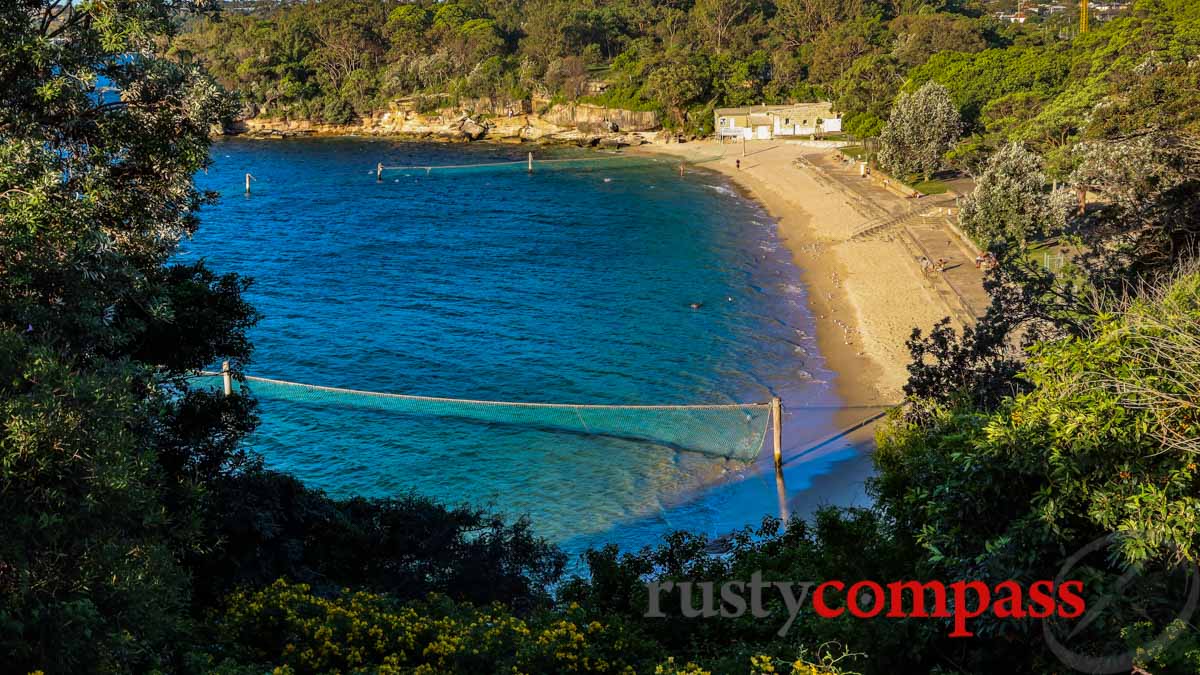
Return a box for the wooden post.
[742,135,746,157]
[222,360,232,397]
[527,152,533,173]
[775,457,790,524]
[771,396,783,470]
[376,162,383,182]
[244,173,254,195]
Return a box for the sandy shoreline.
[635,140,962,433]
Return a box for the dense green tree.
[0,0,253,670]
[771,0,876,50]
[959,142,1072,248]
[1,2,568,671]
[1067,134,1200,284]
[646,58,709,127]
[833,53,902,128]
[807,14,888,84]
[908,44,1072,127]
[692,0,759,53]
[879,270,1200,671]
[0,338,194,671]
[889,12,987,68]
[878,81,962,180]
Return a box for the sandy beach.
[638,139,972,429]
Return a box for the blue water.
[187,138,851,561]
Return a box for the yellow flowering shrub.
[212,580,861,675]
[748,647,860,675]
[654,656,711,674]
[214,579,659,674]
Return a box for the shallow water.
[187,138,850,563]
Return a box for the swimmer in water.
[689,302,704,309]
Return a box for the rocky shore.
[224,98,669,148]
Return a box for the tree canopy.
[173,0,1200,151]
[7,0,1200,673]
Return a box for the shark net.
[375,151,728,177]
[191,373,773,461]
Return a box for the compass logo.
[1044,534,1200,674]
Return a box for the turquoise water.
[186,138,853,560]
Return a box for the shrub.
[190,471,567,613]
[205,579,656,674]
[203,579,859,674]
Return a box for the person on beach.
[920,256,933,275]
[935,258,947,273]
[736,159,741,170]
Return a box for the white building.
[715,103,842,141]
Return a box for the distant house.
[714,103,842,141]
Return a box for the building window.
[720,118,728,127]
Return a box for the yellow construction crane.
[1080,0,1089,33]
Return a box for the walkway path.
[806,152,988,324]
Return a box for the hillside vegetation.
[4,0,1200,673]
[176,0,1200,147]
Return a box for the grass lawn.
[1022,237,1082,271]
[911,179,950,195]
[840,145,867,160]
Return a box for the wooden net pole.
[222,360,232,397]
[771,396,783,469]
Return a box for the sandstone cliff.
[225,97,662,147]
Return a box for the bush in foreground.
[198,578,855,675]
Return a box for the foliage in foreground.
[0,2,563,672]
[551,267,1200,675]
[226,266,1200,675]
[199,578,854,675]
[7,1,1200,673]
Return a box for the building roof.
[715,102,837,117]
[715,104,791,116]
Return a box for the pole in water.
[244,173,254,195]
[771,396,783,470]
[222,360,232,397]
[775,457,790,523]
[376,162,383,182]
[527,152,533,173]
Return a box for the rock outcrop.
[227,97,660,146]
[459,117,488,141]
